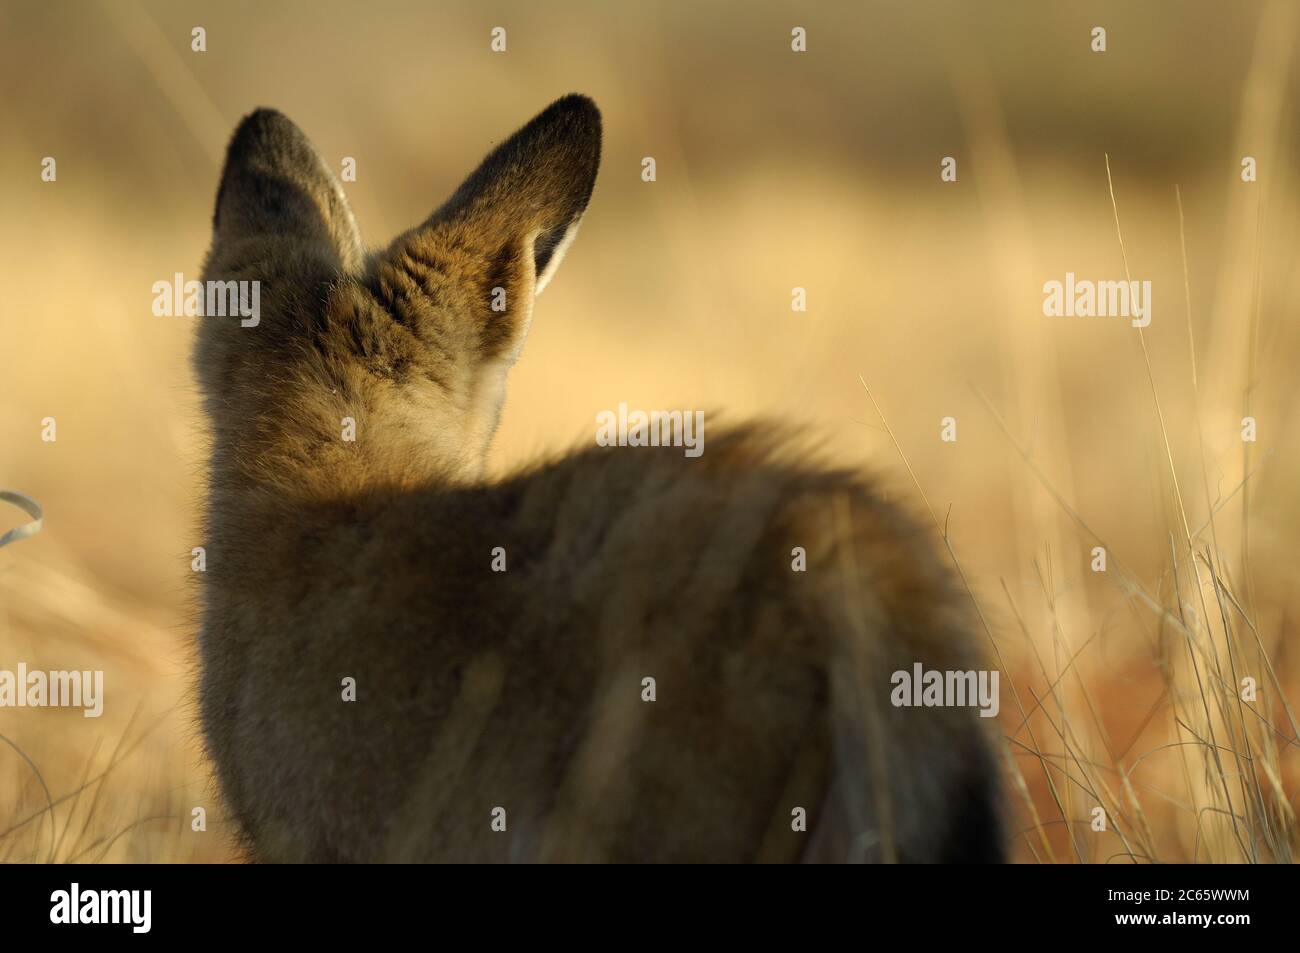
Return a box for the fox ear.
[390,93,603,308]
[211,109,364,272]
[417,94,601,295]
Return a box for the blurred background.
[1,0,1298,862]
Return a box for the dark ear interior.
[211,108,364,270]
[531,224,568,277]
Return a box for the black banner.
[0,863,1273,940]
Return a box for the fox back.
[193,95,1004,862]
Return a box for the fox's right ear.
[211,109,365,272]
[371,95,601,371]
[412,94,602,295]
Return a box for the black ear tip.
[551,93,600,121]
[215,108,318,230]
[544,93,602,143]
[227,107,304,156]
[239,106,290,127]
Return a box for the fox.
[192,94,1004,863]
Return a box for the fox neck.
[205,372,492,509]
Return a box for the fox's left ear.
[211,109,365,272]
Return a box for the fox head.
[194,95,601,493]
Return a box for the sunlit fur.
[193,95,1003,862]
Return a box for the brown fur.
[193,95,1003,862]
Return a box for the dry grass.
[1,0,1298,862]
